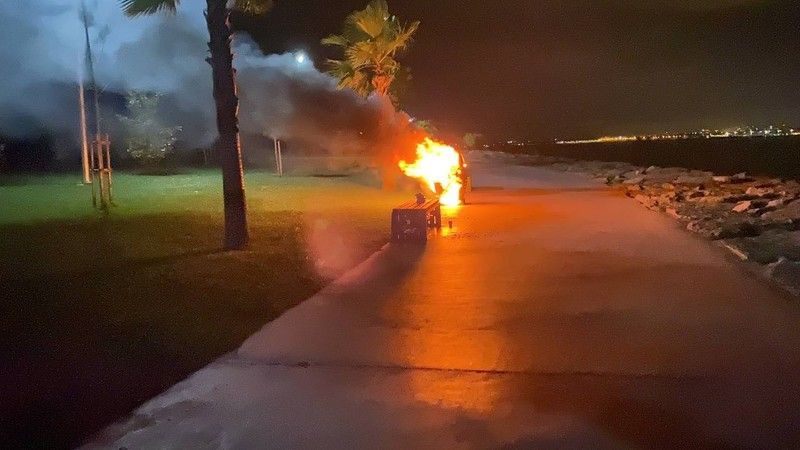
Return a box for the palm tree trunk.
[206,0,248,249]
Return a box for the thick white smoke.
[0,0,190,137]
[0,0,419,159]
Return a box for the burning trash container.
[399,138,470,206]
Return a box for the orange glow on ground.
[399,138,463,206]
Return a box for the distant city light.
[294,51,307,64]
[554,123,800,145]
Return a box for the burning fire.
[399,138,463,206]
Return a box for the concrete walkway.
[86,162,800,449]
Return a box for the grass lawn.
[0,170,407,448]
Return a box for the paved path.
[87,162,800,449]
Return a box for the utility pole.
[81,2,113,214]
[81,2,101,138]
[78,79,91,184]
[80,1,112,211]
[273,138,283,176]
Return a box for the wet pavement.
[85,162,800,449]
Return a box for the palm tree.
[119,0,273,249]
[322,0,419,102]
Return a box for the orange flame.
[399,138,463,206]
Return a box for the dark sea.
[500,136,800,180]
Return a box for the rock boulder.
[762,200,800,223]
[766,258,800,296]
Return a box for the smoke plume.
[0,0,421,160]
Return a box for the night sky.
[239,0,800,140]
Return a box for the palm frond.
[385,20,419,55]
[345,41,380,69]
[347,0,389,38]
[321,34,350,48]
[326,59,371,96]
[325,59,355,78]
[343,71,372,97]
[118,0,179,16]
[340,21,370,44]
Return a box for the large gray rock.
[623,176,646,185]
[695,195,725,205]
[730,172,755,183]
[724,192,761,203]
[674,171,714,186]
[686,219,720,239]
[722,230,800,264]
[745,186,781,199]
[618,168,642,179]
[732,201,753,213]
[678,195,736,217]
[686,188,706,199]
[713,175,732,183]
[762,200,800,222]
[782,180,800,196]
[767,198,789,209]
[641,167,690,184]
[686,217,759,240]
[766,258,800,296]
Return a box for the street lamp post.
[272,51,310,176]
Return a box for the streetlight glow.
[295,51,307,65]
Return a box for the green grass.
[0,170,407,448]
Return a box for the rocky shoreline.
[469,150,800,297]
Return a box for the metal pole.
[81,1,101,137]
[90,138,97,208]
[277,140,283,176]
[96,136,109,212]
[273,138,280,176]
[79,81,91,184]
[105,135,114,204]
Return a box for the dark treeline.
[0,136,56,172]
[0,136,212,174]
[0,131,358,175]
[499,137,800,180]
